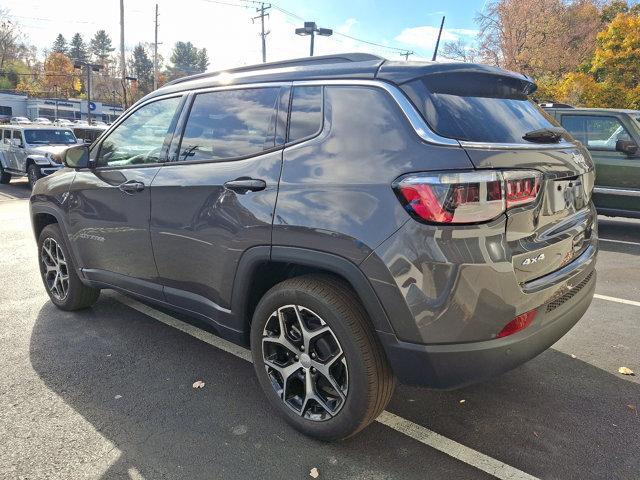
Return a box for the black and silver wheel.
[0,164,10,184]
[41,237,69,301]
[38,224,100,310]
[27,164,43,189]
[251,275,395,440]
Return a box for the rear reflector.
[496,309,537,338]
[394,170,542,225]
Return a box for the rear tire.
[0,164,10,184]
[38,224,100,310]
[27,164,43,189]
[250,274,395,440]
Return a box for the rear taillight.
[496,309,537,338]
[394,170,542,224]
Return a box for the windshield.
[24,129,77,145]
[401,72,563,144]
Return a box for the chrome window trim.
[594,186,640,197]
[292,79,460,146]
[144,78,579,150]
[459,140,576,150]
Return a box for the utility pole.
[120,0,128,108]
[401,51,414,61]
[253,3,270,63]
[153,3,159,89]
[432,16,445,61]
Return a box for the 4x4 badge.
[522,253,545,266]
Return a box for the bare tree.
[441,39,481,63]
[0,9,21,70]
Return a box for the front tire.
[0,164,10,184]
[250,275,395,440]
[27,164,43,189]
[38,224,100,310]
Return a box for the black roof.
[148,53,534,100]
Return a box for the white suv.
[0,125,79,188]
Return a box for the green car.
[545,107,640,219]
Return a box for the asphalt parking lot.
[0,179,638,480]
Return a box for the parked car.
[0,125,78,188]
[10,116,31,125]
[544,107,640,218]
[72,125,107,145]
[30,54,597,440]
[54,119,74,127]
[33,117,53,125]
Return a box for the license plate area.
[549,176,587,213]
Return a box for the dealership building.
[0,91,123,123]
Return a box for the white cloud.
[394,25,478,50]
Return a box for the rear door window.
[402,72,560,144]
[560,115,632,151]
[288,86,323,142]
[178,87,279,162]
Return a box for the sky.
[3,0,488,70]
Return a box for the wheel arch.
[30,204,84,279]
[231,246,395,344]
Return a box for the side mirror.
[616,139,638,156]
[62,144,90,169]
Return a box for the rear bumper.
[378,268,596,389]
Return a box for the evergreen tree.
[90,29,115,63]
[51,34,67,54]
[168,41,208,79]
[68,33,88,62]
[129,44,154,94]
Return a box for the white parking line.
[594,294,640,308]
[114,293,539,480]
[599,238,640,247]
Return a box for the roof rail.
[164,52,385,86]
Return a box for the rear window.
[401,72,560,144]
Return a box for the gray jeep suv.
[30,53,598,440]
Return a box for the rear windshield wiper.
[522,128,564,143]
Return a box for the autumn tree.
[590,13,640,88]
[51,34,67,54]
[42,52,80,97]
[474,0,603,77]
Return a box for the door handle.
[118,180,145,194]
[224,177,267,194]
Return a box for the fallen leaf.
[533,431,539,437]
[114,395,122,400]
[618,367,635,376]
[192,380,206,389]
[310,467,319,478]
[570,354,576,359]
[459,399,466,404]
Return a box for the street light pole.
[74,61,102,125]
[295,22,333,57]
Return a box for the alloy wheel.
[41,237,69,301]
[261,305,348,421]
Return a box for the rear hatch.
[392,65,596,285]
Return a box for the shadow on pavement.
[29,298,489,480]
[0,180,30,201]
